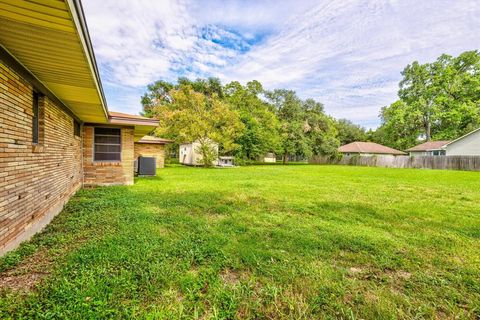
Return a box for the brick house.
[0,1,161,255]
[134,135,173,169]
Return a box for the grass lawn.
[1,165,479,319]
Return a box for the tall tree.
[141,80,175,118]
[152,85,243,167]
[266,89,311,163]
[334,119,367,145]
[378,100,422,149]
[177,77,224,98]
[224,81,281,161]
[378,50,480,149]
[303,99,339,156]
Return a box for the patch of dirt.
[0,248,54,293]
[348,267,363,275]
[364,291,379,303]
[396,271,412,280]
[384,269,412,280]
[219,268,241,286]
[0,272,47,292]
[347,266,412,282]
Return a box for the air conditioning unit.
[137,156,156,176]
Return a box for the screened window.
[94,127,121,161]
[32,91,39,143]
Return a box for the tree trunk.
[424,108,431,141]
[283,153,288,165]
[424,118,431,141]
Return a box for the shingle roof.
[108,111,152,120]
[405,141,450,152]
[136,136,173,144]
[338,142,406,155]
[107,111,158,140]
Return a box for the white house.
[263,153,277,163]
[445,128,480,156]
[179,140,219,166]
[218,156,235,167]
[405,141,450,156]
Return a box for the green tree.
[303,99,339,156]
[178,77,224,98]
[377,100,422,149]
[141,77,225,117]
[224,81,281,161]
[153,85,243,167]
[141,80,175,118]
[266,89,311,163]
[378,50,480,148]
[334,119,367,145]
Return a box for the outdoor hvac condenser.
[137,156,156,176]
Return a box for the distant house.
[218,156,235,167]
[179,140,219,166]
[444,128,480,156]
[263,153,277,163]
[338,142,406,156]
[406,141,450,156]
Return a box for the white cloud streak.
[83,0,480,128]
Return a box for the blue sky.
[82,0,480,128]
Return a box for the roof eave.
[108,116,158,142]
[108,117,158,127]
[136,140,170,145]
[0,44,81,123]
[444,128,480,147]
[66,0,109,122]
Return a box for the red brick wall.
[134,143,165,168]
[0,60,82,254]
[82,125,134,186]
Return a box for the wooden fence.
[309,155,480,171]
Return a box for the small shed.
[179,140,219,166]
[218,156,235,167]
[134,136,173,168]
[263,153,276,163]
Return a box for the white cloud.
[82,0,480,127]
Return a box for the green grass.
[1,165,479,319]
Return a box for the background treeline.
[141,78,361,164]
[141,50,480,163]
[375,50,480,149]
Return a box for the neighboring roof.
[338,142,406,155]
[0,0,108,123]
[136,136,173,144]
[109,111,152,120]
[444,127,480,147]
[405,140,450,152]
[180,139,218,146]
[108,111,158,141]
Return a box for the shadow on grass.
[1,184,399,274]
[1,182,476,319]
